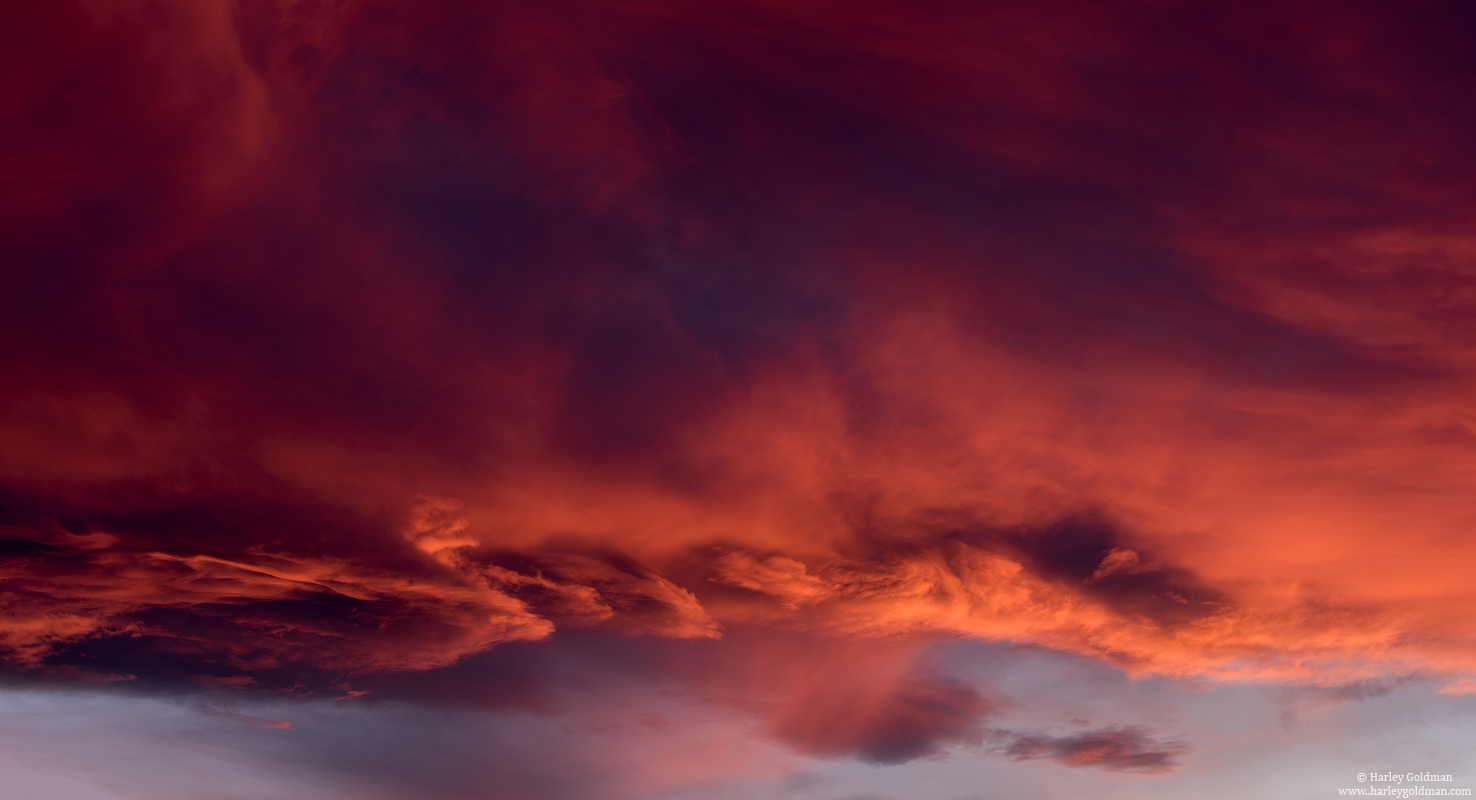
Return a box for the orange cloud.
[5,0,1476,783]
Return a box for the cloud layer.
[4,0,1476,791]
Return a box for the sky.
[3,1,1476,798]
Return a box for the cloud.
[4,0,1476,791]
[755,654,994,765]
[1001,726,1190,773]
[0,498,733,683]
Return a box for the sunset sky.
[4,1,1476,798]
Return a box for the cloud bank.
[4,0,1476,792]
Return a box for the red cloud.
[4,0,1476,779]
